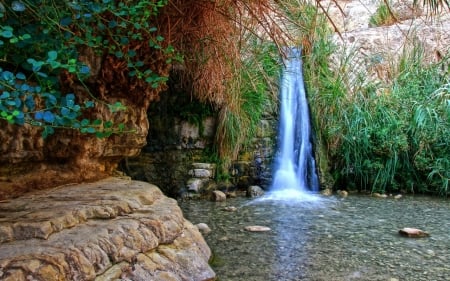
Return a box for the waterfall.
[270,47,319,199]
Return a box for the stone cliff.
[324,0,450,83]
[0,178,215,281]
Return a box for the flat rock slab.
[0,177,215,281]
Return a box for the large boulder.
[0,178,215,281]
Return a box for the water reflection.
[180,195,450,281]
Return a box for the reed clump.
[299,3,450,195]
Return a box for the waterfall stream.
[269,47,319,200]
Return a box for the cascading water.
[269,47,319,200]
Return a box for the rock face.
[0,50,155,200]
[0,178,215,281]
[324,0,450,86]
[126,81,277,197]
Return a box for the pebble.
[244,225,271,232]
[223,206,237,212]
[398,227,430,238]
[196,223,212,235]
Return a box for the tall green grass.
[213,40,280,174]
[288,1,450,195]
[369,1,398,27]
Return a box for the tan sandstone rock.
[0,178,215,281]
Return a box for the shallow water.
[179,194,450,281]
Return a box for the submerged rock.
[398,227,430,238]
[211,190,227,202]
[223,206,237,212]
[246,185,265,198]
[337,190,348,198]
[321,188,333,196]
[244,225,271,232]
[372,193,388,198]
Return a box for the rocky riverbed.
[180,194,450,281]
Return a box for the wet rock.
[394,194,403,199]
[246,185,265,198]
[186,178,209,193]
[211,190,226,202]
[398,227,430,238]
[321,188,333,196]
[188,169,213,178]
[337,190,348,198]
[226,191,237,198]
[192,162,216,170]
[223,206,237,212]
[372,193,388,198]
[244,226,271,232]
[196,223,212,235]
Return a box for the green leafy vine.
[0,0,176,138]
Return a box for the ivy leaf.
[11,1,26,12]
[1,71,15,82]
[43,111,55,123]
[104,120,113,128]
[79,65,90,74]
[21,33,31,40]
[0,91,9,99]
[15,72,26,80]
[42,126,54,139]
[127,50,136,57]
[35,111,44,120]
[60,17,72,26]
[108,21,117,28]
[81,119,89,126]
[84,101,95,108]
[61,107,70,117]
[47,50,58,61]
[1,30,13,38]
[120,37,129,45]
[25,95,35,110]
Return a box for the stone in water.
[398,227,429,238]
[244,225,271,232]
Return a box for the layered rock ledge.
[0,178,215,281]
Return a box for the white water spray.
[269,47,319,201]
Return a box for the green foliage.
[0,0,174,137]
[369,2,397,27]
[304,25,450,195]
[215,41,279,161]
[413,0,450,13]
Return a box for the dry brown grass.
[156,0,290,106]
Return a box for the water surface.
[180,194,450,281]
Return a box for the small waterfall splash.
[269,47,319,201]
